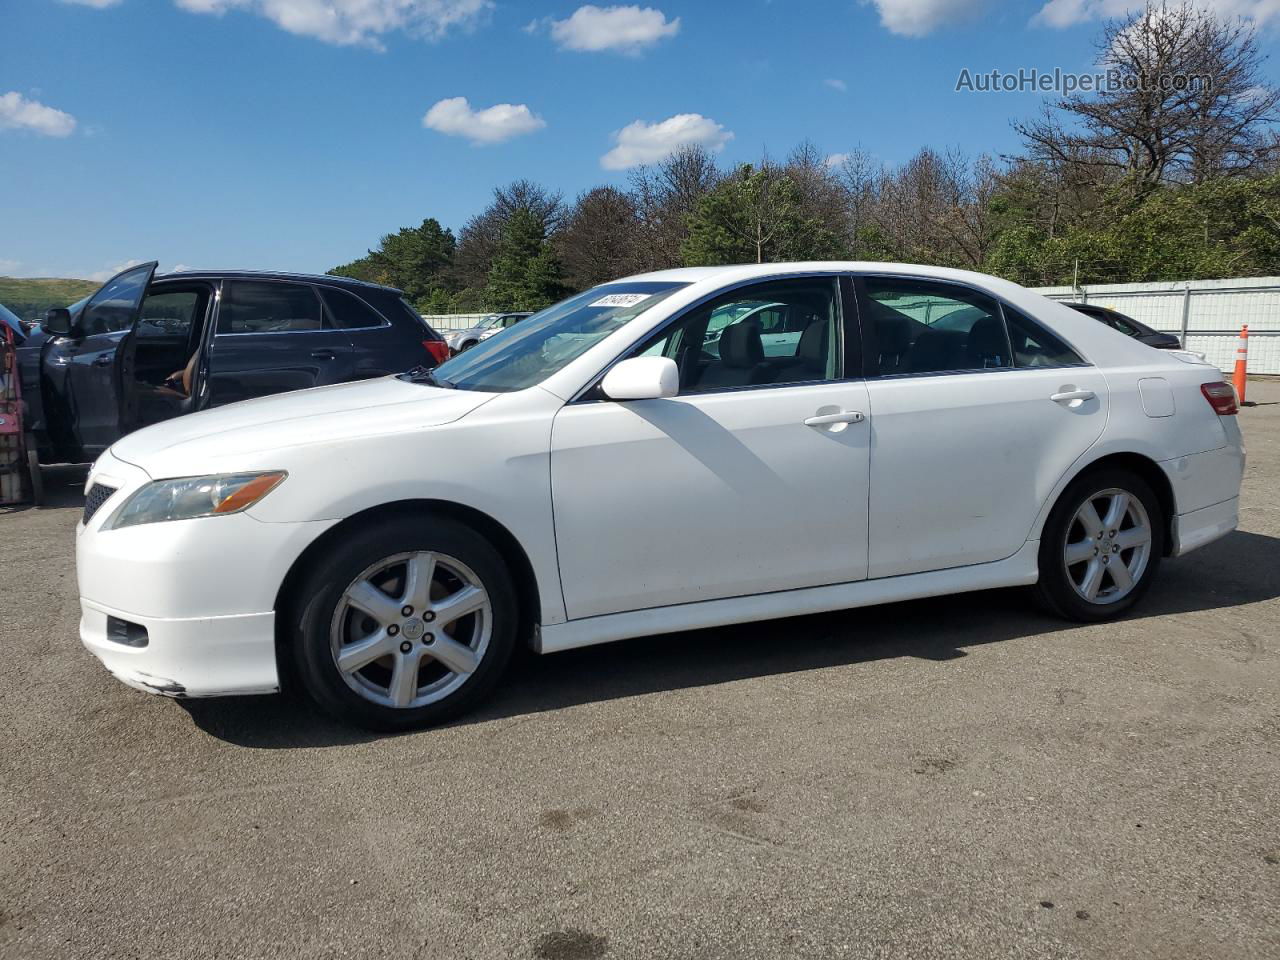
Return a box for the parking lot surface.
[2,382,1278,960]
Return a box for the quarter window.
[218,281,324,334]
[1005,306,1085,368]
[864,278,1010,376]
[633,278,841,394]
[319,287,386,330]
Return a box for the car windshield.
[421,281,689,393]
[476,315,504,329]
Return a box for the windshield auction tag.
[590,293,650,308]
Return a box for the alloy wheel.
[329,551,491,709]
[1062,487,1153,605]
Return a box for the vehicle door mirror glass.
[601,356,679,400]
[43,307,74,336]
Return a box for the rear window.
[319,287,387,330]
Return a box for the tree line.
[330,2,1280,312]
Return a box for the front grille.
[83,483,117,524]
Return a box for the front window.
[632,277,841,393]
[425,281,688,393]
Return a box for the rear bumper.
[1160,441,1244,558]
[1170,496,1238,558]
[79,598,278,697]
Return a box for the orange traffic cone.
[1232,324,1249,406]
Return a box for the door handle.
[804,410,865,427]
[93,354,113,366]
[1050,389,1096,404]
[310,349,336,361]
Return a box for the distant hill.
[0,277,100,322]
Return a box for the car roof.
[154,269,403,296]
[621,261,1039,288]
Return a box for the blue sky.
[2,0,1276,280]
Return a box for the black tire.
[25,434,43,507]
[288,514,517,731]
[1035,467,1164,622]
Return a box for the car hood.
[110,376,495,477]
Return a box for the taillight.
[1201,381,1238,415]
[423,340,449,365]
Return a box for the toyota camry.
[75,263,1245,729]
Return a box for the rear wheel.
[289,515,517,730]
[1035,468,1164,622]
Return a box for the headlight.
[103,471,287,530]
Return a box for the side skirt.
[536,540,1041,654]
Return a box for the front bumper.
[80,599,278,697]
[76,451,337,698]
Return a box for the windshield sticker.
[590,293,651,309]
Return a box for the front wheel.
[289,515,517,730]
[1035,468,1164,622]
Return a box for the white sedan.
[76,263,1245,729]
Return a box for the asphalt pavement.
[2,382,1277,960]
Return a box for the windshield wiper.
[401,365,454,389]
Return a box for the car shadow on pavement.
[179,528,1280,749]
[0,463,87,515]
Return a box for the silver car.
[444,312,532,354]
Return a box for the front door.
[856,275,1109,578]
[205,279,355,408]
[65,261,157,457]
[550,275,871,621]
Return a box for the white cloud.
[173,0,491,49]
[548,4,680,54]
[0,92,77,137]
[422,96,546,144]
[60,0,123,7]
[824,78,848,92]
[1035,0,1280,27]
[600,113,733,170]
[88,259,148,283]
[825,153,850,169]
[863,0,986,36]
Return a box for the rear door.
[857,274,1108,578]
[204,279,355,407]
[65,261,157,456]
[317,284,426,379]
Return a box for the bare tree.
[557,186,642,288]
[1014,2,1280,196]
[628,145,721,269]
[453,180,565,290]
[832,148,883,257]
[784,139,852,252]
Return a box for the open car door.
[65,261,157,458]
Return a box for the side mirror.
[601,356,679,401]
[42,307,74,337]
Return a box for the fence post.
[1180,283,1191,344]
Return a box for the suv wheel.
[289,515,517,730]
[1036,468,1164,622]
